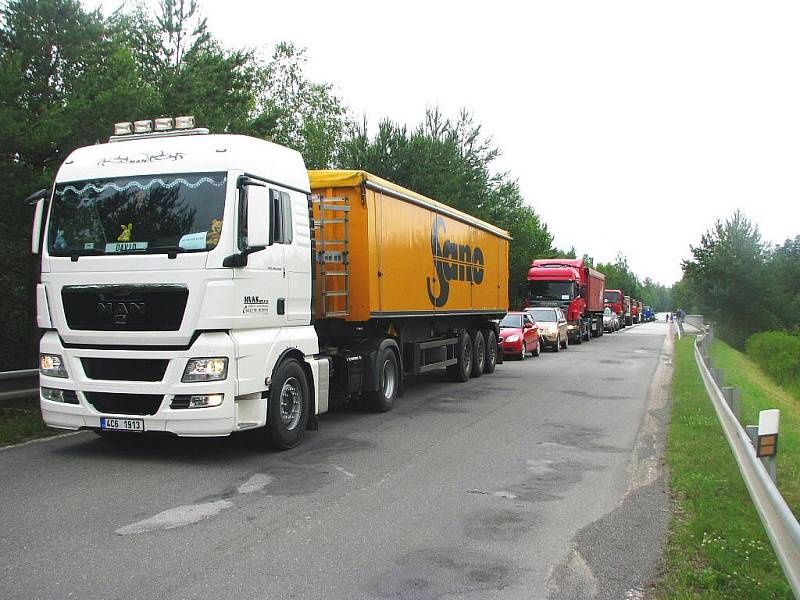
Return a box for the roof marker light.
[133,120,153,133]
[114,122,133,135]
[154,117,174,131]
[175,116,195,130]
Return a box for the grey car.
[526,307,569,352]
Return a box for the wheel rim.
[487,336,496,365]
[476,339,485,369]
[382,359,397,399]
[463,341,472,373]
[279,377,302,430]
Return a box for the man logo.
[426,216,484,307]
[97,300,145,325]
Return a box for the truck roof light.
[114,122,133,135]
[175,116,195,130]
[154,117,174,131]
[133,120,153,133]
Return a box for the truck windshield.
[48,172,227,256]
[604,291,621,303]
[527,281,573,301]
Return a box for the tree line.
[674,210,800,349]
[0,0,666,369]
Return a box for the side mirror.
[26,188,49,255]
[245,185,270,248]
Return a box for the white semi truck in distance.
[31,117,510,449]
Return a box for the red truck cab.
[522,259,605,343]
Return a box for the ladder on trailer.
[311,194,350,317]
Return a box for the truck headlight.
[40,353,67,378]
[182,357,228,382]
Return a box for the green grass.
[658,336,793,599]
[0,397,60,447]
[711,339,800,515]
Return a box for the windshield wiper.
[66,247,105,262]
[143,245,187,259]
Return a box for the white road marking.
[237,473,273,494]
[115,500,233,535]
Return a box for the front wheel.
[561,332,569,349]
[552,336,560,352]
[532,337,541,357]
[519,341,527,360]
[363,347,399,412]
[266,358,310,450]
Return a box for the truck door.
[234,186,287,329]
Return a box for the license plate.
[100,417,144,432]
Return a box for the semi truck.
[521,258,605,343]
[603,289,626,329]
[29,117,510,450]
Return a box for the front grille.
[62,285,188,331]
[81,358,168,382]
[84,392,164,415]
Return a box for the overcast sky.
[103,0,800,285]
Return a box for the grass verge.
[712,339,800,515]
[0,396,60,447]
[657,336,793,599]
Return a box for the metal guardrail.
[694,332,800,596]
[0,369,39,401]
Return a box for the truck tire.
[266,358,309,450]
[583,321,591,342]
[363,347,399,412]
[483,330,497,374]
[447,330,472,382]
[572,324,582,344]
[471,330,486,378]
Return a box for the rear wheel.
[483,330,497,374]
[363,347,399,412]
[471,330,486,378]
[447,330,472,382]
[265,358,309,450]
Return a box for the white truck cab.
[33,119,329,448]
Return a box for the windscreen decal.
[56,176,226,197]
[97,151,185,167]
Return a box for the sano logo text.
[426,216,484,307]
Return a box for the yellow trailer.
[308,170,510,322]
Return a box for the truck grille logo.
[426,216,484,307]
[97,301,146,325]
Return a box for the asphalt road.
[0,322,673,600]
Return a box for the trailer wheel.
[483,330,497,374]
[363,347,399,412]
[447,330,472,382]
[471,330,486,378]
[265,358,309,450]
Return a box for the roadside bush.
[745,331,800,394]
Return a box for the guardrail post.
[712,367,724,387]
[721,387,741,420]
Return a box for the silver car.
[603,307,619,332]
[526,307,569,352]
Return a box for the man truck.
[29,117,510,450]
[521,258,605,343]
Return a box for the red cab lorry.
[522,259,606,343]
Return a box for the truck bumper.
[39,330,241,437]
